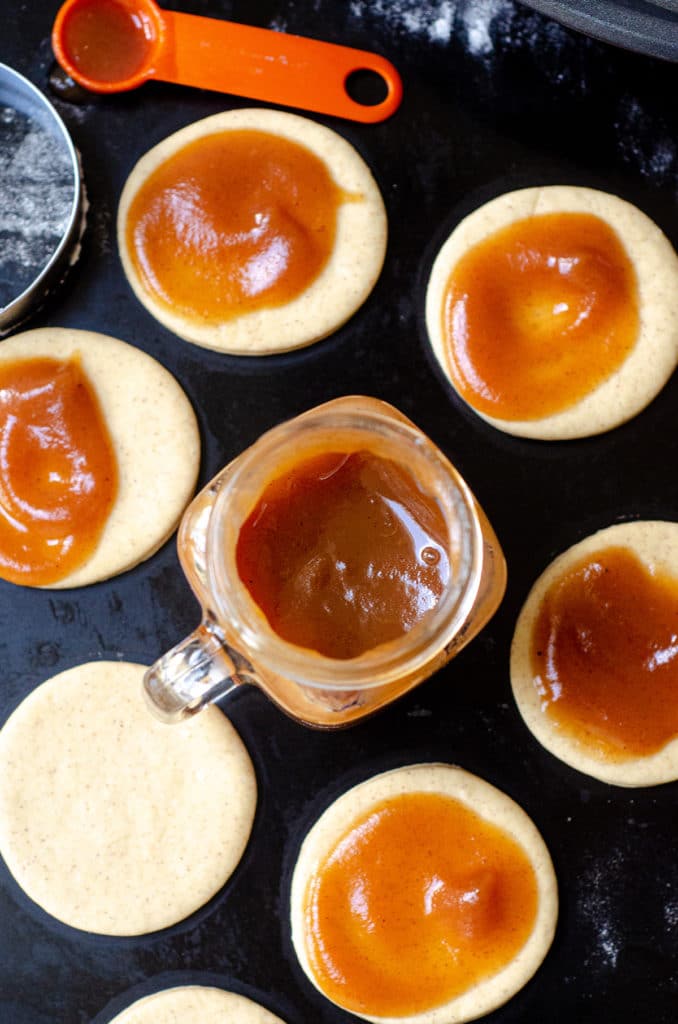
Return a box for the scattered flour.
[615,95,677,184]
[430,2,456,43]
[597,921,620,969]
[461,0,513,56]
[314,0,566,59]
[347,0,457,45]
[577,858,623,971]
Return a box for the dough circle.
[425,186,678,440]
[104,985,287,1024]
[0,327,200,588]
[290,763,557,1024]
[118,108,387,355]
[511,520,678,786]
[0,662,257,935]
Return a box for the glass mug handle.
[142,397,507,726]
[143,478,256,722]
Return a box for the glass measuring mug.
[144,396,506,727]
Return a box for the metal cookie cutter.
[0,63,85,335]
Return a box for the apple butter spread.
[0,356,117,586]
[303,790,539,1017]
[441,212,639,421]
[125,129,350,324]
[60,0,153,84]
[235,449,450,659]
[530,545,678,761]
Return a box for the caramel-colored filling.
[62,0,152,83]
[304,791,539,1016]
[442,212,639,420]
[126,130,348,323]
[0,357,118,585]
[235,449,450,659]
[530,545,678,760]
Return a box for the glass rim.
[207,401,483,689]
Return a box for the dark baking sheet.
[1,2,678,1022]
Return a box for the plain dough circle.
[290,763,557,1024]
[511,520,678,786]
[118,108,387,355]
[0,327,200,588]
[425,186,678,439]
[105,986,287,1024]
[0,662,257,935]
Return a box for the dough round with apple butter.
[290,763,557,1024]
[118,108,387,355]
[105,985,287,1024]
[426,186,678,439]
[0,662,257,935]
[511,520,678,786]
[0,327,199,588]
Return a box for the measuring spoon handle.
[154,11,402,123]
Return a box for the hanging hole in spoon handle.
[345,68,390,107]
[52,0,403,122]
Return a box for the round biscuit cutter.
[0,63,85,335]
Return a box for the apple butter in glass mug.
[144,397,506,727]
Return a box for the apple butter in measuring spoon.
[59,0,154,84]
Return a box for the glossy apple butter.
[61,0,153,84]
[530,545,678,760]
[235,449,450,659]
[0,357,118,586]
[442,212,639,420]
[303,791,539,1016]
[126,130,349,323]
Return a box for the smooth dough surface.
[511,520,678,786]
[105,985,287,1024]
[0,327,200,588]
[0,662,257,935]
[425,186,678,439]
[290,763,557,1024]
[118,108,387,355]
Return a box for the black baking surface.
[1,2,678,1022]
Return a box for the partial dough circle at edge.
[0,327,200,588]
[105,985,288,1024]
[510,520,678,786]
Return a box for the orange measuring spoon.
[52,0,402,123]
